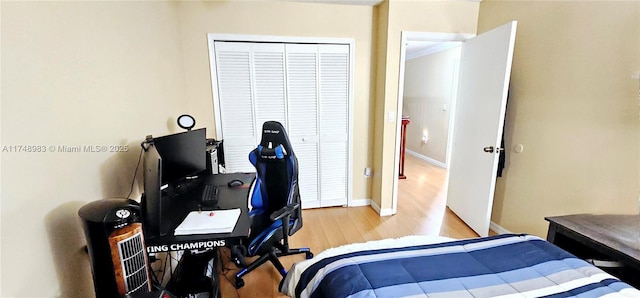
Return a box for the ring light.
[177,114,196,131]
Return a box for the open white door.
[446,21,517,237]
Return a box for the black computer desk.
[144,172,255,297]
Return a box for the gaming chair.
[231,121,313,288]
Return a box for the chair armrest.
[270,203,300,222]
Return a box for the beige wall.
[1,1,374,296]
[372,0,391,210]
[5,0,635,296]
[480,1,640,237]
[176,0,374,203]
[403,46,461,164]
[1,1,188,296]
[372,0,479,210]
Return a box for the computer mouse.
[227,179,244,187]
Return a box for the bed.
[280,234,640,298]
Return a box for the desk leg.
[546,223,558,244]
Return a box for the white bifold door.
[211,41,350,209]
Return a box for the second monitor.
[142,128,207,238]
[153,128,207,186]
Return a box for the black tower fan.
[78,199,153,297]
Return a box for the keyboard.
[200,184,219,206]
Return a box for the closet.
[209,39,352,208]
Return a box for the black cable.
[150,263,162,289]
[169,251,182,284]
[219,248,237,273]
[127,148,144,199]
[217,248,241,297]
[148,254,159,275]
[148,252,165,288]
[127,147,144,198]
[158,252,169,286]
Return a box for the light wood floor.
[217,154,478,297]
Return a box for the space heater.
[79,198,153,298]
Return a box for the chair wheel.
[305,252,314,259]
[235,277,245,289]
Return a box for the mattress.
[280,234,640,298]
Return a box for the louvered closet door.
[286,44,321,208]
[214,42,256,173]
[215,42,287,172]
[213,40,349,208]
[318,45,349,207]
[252,43,287,129]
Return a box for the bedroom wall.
[1,1,375,296]
[402,46,462,165]
[1,2,188,296]
[175,0,375,204]
[372,0,479,212]
[479,1,640,237]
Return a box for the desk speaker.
[79,199,153,298]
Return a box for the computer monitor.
[141,128,207,237]
[153,128,207,186]
[142,143,167,237]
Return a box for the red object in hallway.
[399,116,410,179]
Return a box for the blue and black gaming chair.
[232,121,313,288]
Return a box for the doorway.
[392,32,474,215]
[392,22,517,237]
[401,41,461,169]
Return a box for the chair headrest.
[258,144,286,160]
[258,121,293,158]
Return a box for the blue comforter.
[284,234,639,297]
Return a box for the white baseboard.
[334,198,394,216]
[369,199,394,216]
[379,208,395,216]
[406,149,447,169]
[349,198,371,207]
[490,221,512,235]
[370,199,381,213]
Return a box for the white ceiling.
[405,41,441,57]
[405,41,462,60]
[284,0,465,59]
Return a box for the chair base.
[233,247,313,289]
